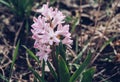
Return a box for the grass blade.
[81,67,95,82]
[74,42,89,62]
[29,67,45,82]
[100,37,114,52]
[71,17,79,33]
[23,46,39,63]
[9,40,20,80]
[70,51,92,82]
[0,0,11,8]
[58,55,70,82]
[47,60,58,81]
[42,60,45,79]
[0,74,8,82]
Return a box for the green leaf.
[23,45,44,82]
[9,40,20,80]
[58,55,70,82]
[100,37,114,52]
[56,46,59,56]
[25,20,29,34]
[33,77,38,82]
[0,0,11,8]
[71,17,79,33]
[65,16,73,23]
[59,42,66,62]
[70,51,92,82]
[7,0,33,19]
[11,40,20,69]
[29,67,45,82]
[0,73,8,82]
[75,35,79,53]
[74,42,89,62]
[47,60,58,81]
[23,46,39,63]
[49,0,56,5]
[42,60,45,79]
[81,67,95,82]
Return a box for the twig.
[94,69,106,77]
[91,31,118,64]
[67,47,77,58]
[100,72,119,82]
[13,21,24,47]
[91,0,120,64]
[0,67,5,78]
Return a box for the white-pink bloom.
[44,27,60,45]
[36,51,48,61]
[36,44,51,61]
[56,24,70,36]
[36,2,54,19]
[62,37,73,48]
[31,3,72,61]
[52,9,65,28]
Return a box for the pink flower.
[62,37,73,48]
[52,9,65,28]
[35,44,51,61]
[44,27,60,45]
[36,2,54,19]
[31,3,72,61]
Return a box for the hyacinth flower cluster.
[31,3,72,61]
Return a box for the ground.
[0,0,120,82]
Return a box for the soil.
[0,0,120,82]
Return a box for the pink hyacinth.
[31,3,73,61]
